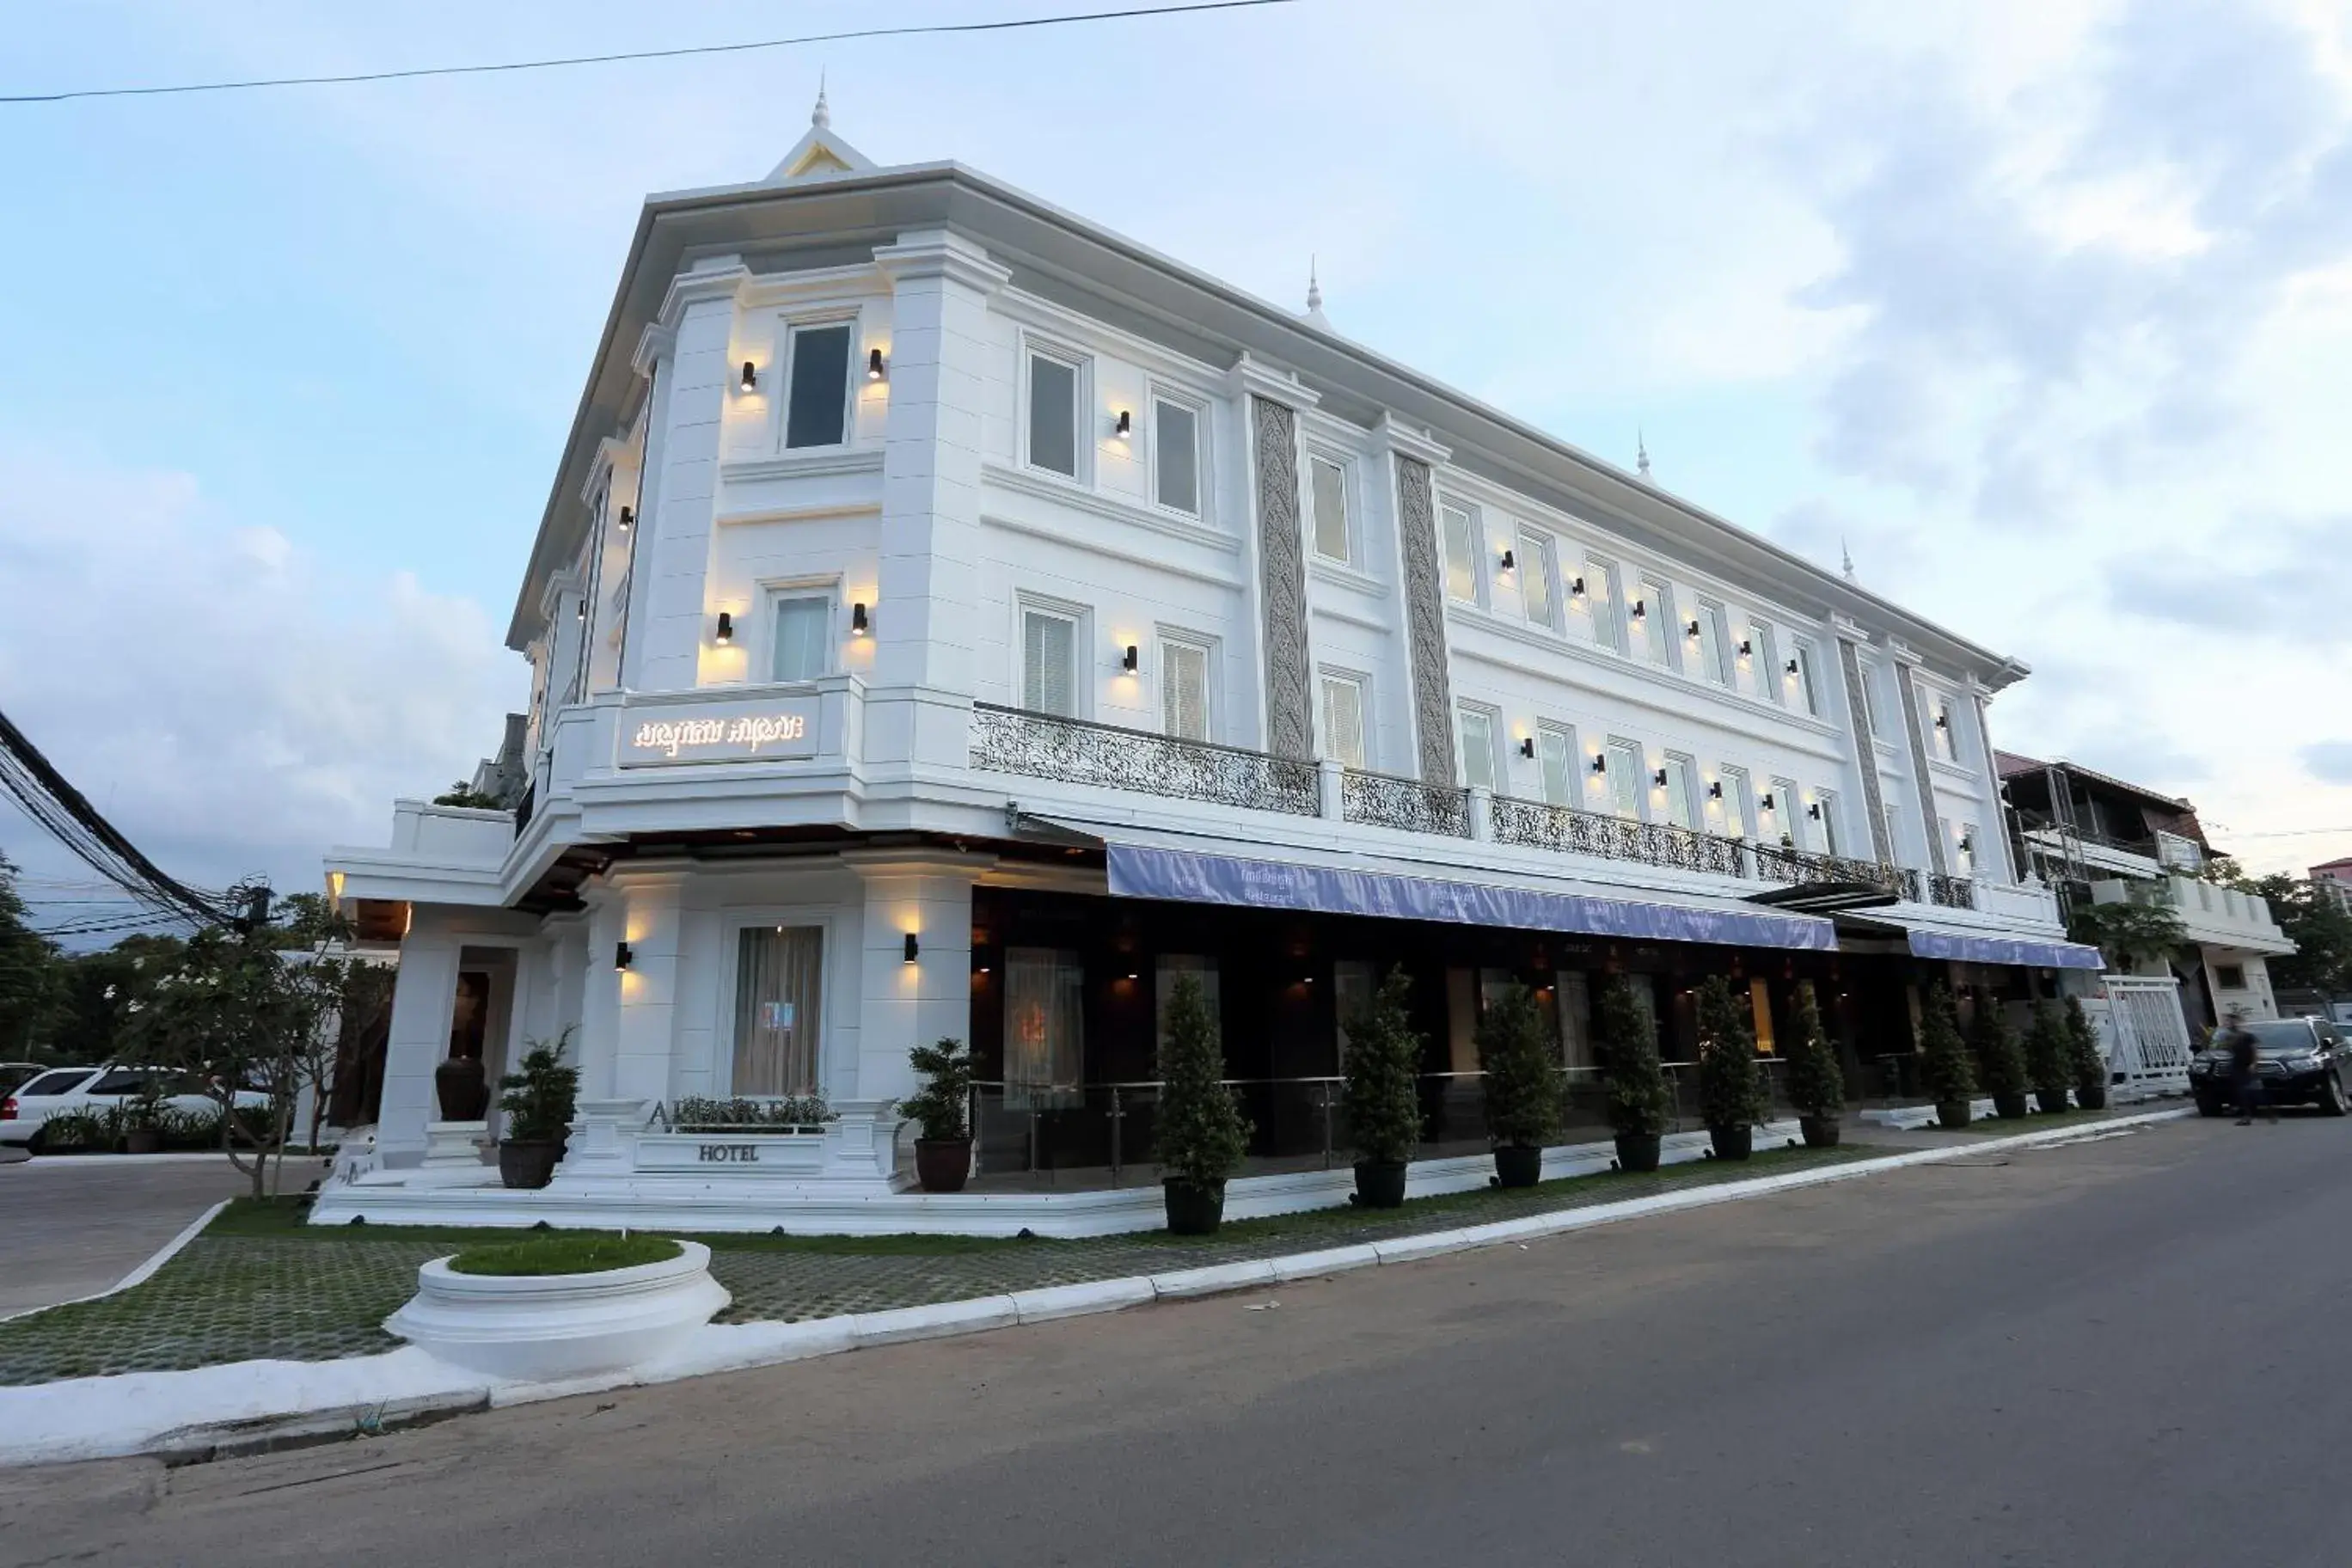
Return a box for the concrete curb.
[0,1109,2190,1467]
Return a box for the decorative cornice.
[982,460,1241,555]
[1228,353,1320,413]
[720,447,886,487]
[1369,412,1450,468]
[872,228,1012,296]
[1308,557,1387,599]
[654,259,752,328]
[631,321,676,380]
[983,511,1240,589]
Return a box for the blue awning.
[1903,928,2105,970]
[1104,841,1838,952]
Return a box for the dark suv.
[2189,1017,2348,1116]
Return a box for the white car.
[0,1065,267,1151]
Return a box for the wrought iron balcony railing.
[1490,795,1748,879]
[969,702,1320,817]
[1926,872,1976,910]
[1749,841,1910,900]
[1342,769,1473,837]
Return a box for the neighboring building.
[2000,753,2294,1026]
[2311,856,2352,916]
[322,101,2097,1226]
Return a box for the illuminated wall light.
[1785,658,1799,675]
[1685,619,1701,638]
[867,347,887,381]
[851,602,869,634]
[1708,781,1724,799]
[1934,712,1951,729]
[1630,599,1647,621]
[616,505,634,532]
[1808,802,1822,820]
[1518,737,1535,759]
[1121,644,1139,673]
[1114,409,1132,439]
[1499,548,1516,571]
[1737,638,1751,657]
[1591,755,1608,774]
[739,359,758,391]
[1759,792,1776,810]
[903,932,921,964]
[1569,576,1586,597]
[1652,768,1668,787]
[714,611,734,646]
[615,940,634,971]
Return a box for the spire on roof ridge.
[812,71,830,131]
[1841,536,1858,582]
[1302,255,1330,328]
[1636,428,1651,479]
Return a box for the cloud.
[2098,516,2352,641]
[2305,741,2352,785]
[0,444,518,899]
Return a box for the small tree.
[1476,983,1561,1148]
[499,1029,580,1143]
[1343,966,1425,1164]
[1969,995,2029,1105]
[1597,976,1669,1139]
[2062,995,2107,1095]
[1786,981,1844,1121]
[1695,976,1764,1130]
[2024,1001,2071,1104]
[433,781,506,810]
[2065,898,2186,973]
[898,1036,975,1143]
[1155,976,1250,1188]
[1918,982,1975,1106]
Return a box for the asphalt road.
[9,1112,2351,1567]
[0,1159,256,1318]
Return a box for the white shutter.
[1320,676,1365,769]
[1023,610,1075,716]
[1162,641,1209,740]
[1311,458,1351,562]
[1539,727,1575,805]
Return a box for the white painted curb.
[0,1109,2191,1467]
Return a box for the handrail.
[969,702,1319,817]
[1342,767,1472,837]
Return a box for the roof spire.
[812,70,830,130]
[1636,428,1651,479]
[1841,536,1858,582]
[1302,255,1330,327]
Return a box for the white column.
[612,868,687,1108]
[836,851,988,1185]
[626,265,743,695]
[377,908,461,1165]
[577,893,625,1101]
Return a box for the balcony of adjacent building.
[2088,873,2294,956]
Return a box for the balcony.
[969,702,1320,817]
[2090,874,2293,956]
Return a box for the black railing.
[1750,842,1909,899]
[1491,795,1748,878]
[1341,769,1473,837]
[511,781,535,838]
[1926,873,1976,910]
[970,703,1320,817]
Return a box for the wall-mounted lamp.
[1934,712,1951,729]
[1785,658,1800,676]
[1569,576,1586,597]
[1686,618,1701,638]
[1652,768,1669,787]
[615,940,634,971]
[1708,781,1724,799]
[1499,548,1516,571]
[1759,792,1776,811]
[1518,737,1536,759]
[1737,638,1751,657]
[903,932,921,964]
[616,505,634,533]
[850,601,870,635]
[1958,834,1975,853]
[867,347,887,382]
[1807,802,1822,820]
[1630,599,1648,621]
[739,359,758,391]
[576,599,587,622]
[1591,755,1608,774]
[1114,409,1132,439]
[714,610,734,646]
[1121,643,1139,673]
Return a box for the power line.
[1,1,1299,105]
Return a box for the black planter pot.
[2075,1081,2110,1111]
[434,1055,490,1122]
[914,1137,972,1193]
[498,1137,565,1190]
[1614,1132,1663,1173]
[1798,1114,1841,1148]
[1993,1092,2032,1120]
[2034,1088,2071,1116]
[1935,1099,1973,1129]
[1492,1143,1543,1189]
[1708,1124,1754,1161]
[1162,1178,1226,1234]
[1353,1159,1409,1209]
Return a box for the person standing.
[2220,1011,2273,1126]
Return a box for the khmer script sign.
[617,695,823,766]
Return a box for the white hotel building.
[320,104,2098,1230]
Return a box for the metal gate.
[2084,975,2193,1093]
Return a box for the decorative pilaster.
[1249,395,1314,762]
[1970,685,2023,885]
[1833,630,1895,864]
[1891,654,1949,875]
[1393,454,1456,785]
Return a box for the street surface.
[0,1160,253,1318]
[8,1112,2350,1566]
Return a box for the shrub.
[1918,983,1975,1104]
[896,1037,975,1143]
[1477,983,1561,1148]
[1343,966,1426,1164]
[2063,995,2106,1093]
[1695,976,1764,1130]
[669,1094,836,1131]
[1155,975,1250,1187]
[161,1103,225,1150]
[1970,996,2029,1101]
[448,1234,680,1277]
[499,1029,580,1142]
[1597,977,1669,1139]
[1786,981,1844,1120]
[37,1107,109,1152]
[2024,1001,2071,1101]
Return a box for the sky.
[3,0,2350,939]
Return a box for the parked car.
[0,1065,268,1152]
[0,1063,48,1098]
[2188,1018,2348,1117]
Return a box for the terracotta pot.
[498,1137,564,1190]
[435,1055,490,1122]
[914,1137,972,1193]
[1708,1123,1754,1161]
[1492,1143,1543,1189]
[1614,1132,1663,1173]
[1798,1114,1841,1148]
[1935,1099,1973,1129]
[1161,1178,1226,1234]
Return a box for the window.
[1858,661,1882,736]
[1951,820,1979,874]
[1718,765,1755,840]
[1026,352,1079,477]
[1153,399,1199,515]
[1333,959,1378,1067]
[1749,622,1782,705]
[782,323,854,450]
[1161,636,1211,741]
[1309,456,1351,563]
[1519,528,1557,630]
[1607,738,1645,820]
[769,594,831,683]
[17,1069,96,1099]
[1586,556,1626,653]
[1768,776,1798,843]
[1637,577,1678,668]
[732,926,823,1097]
[1696,599,1732,686]
[1790,641,1821,716]
[2214,964,2248,990]
[1538,724,1578,806]
[1886,804,1906,861]
[1320,671,1368,769]
[1003,947,1084,1108]
[1815,789,1843,856]
[1928,693,1957,762]
[1749,979,1778,1055]
[1440,502,1482,603]
[1554,971,1596,1072]
[1020,604,1078,716]
[85,1069,157,1097]
[1457,705,1498,793]
[1663,753,1700,830]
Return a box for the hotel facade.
[320,104,2099,1231]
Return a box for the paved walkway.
[0,1157,261,1319]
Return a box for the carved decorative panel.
[1252,396,1314,762]
[1394,455,1457,785]
[1894,670,1948,874]
[1837,636,1895,864]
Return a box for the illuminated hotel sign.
[618,695,823,767]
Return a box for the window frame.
[1020,339,1088,482]
[1148,390,1204,518]
[1790,640,1822,716]
[1318,668,1370,771]
[1606,737,1646,821]
[1439,499,1485,606]
[763,582,839,684]
[1307,451,1355,567]
[1814,788,1844,856]
[1767,775,1799,845]
[1456,701,1501,793]
[1517,525,1559,631]
[779,317,860,452]
[1537,722,1579,807]
[1716,764,1756,841]
[1584,555,1626,654]
[1636,575,1680,671]
[1749,621,1782,706]
[1696,598,1733,686]
[1015,593,1088,719]
[1157,628,1216,743]
[1662,750,1701,831]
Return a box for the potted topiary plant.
[1598,976,1669,1173]
[1155,975,1251,1233]
[1970,995,2031,1119]
[119,1083,168,1155]
[1476,983,1561,1188]
[1342,966,1425,1208]
[2024,1001,2072,1115]
[1695,976,1764,1161]
[1786,980,1845,1147]
[898,1036,976,1193]
[2064,994,2109,1110]
[497,1028,579,1190]
[1919,982,1975,1127]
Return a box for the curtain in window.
[1458,707,1496,792]
[1022,610,1075,715]
[1539,728,1575,806]
[1311,457,1350,561]
[1163,641,1210,740]
[732,926,823,1096]
[772,597,830,682]
[1320,676,1365,769]
[1004,946,1083,1108]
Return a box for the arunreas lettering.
[630,713,808,758]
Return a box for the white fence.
[2083,975,2194,1094]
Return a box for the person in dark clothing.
[2220,1012,2274,1125]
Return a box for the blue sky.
[4,0,2350,934]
